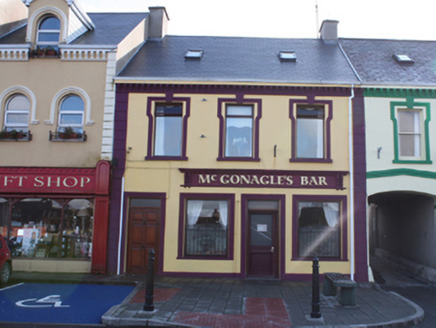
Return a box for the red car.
[0,235,12,285]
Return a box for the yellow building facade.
[110,79,369,280]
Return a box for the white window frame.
[57,95,85,133]
[397,108,424,159]
[296,106,325,159]
[224,105,254,158]
[36,15,61,48]
[4,94,30,132]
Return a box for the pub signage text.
[180,169,348,190]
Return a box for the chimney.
[319,20,339,43]
[148,6,169,40]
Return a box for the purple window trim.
[145,97,190,161]
[291,194,348,261]
[240,194,286,279]
[177,192,235,260]
[289,99,333,162]
[122,192,167,275]
[217,98,262,162]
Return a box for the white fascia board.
[70,1,95,30]
[61,45,117,50]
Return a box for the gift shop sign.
[180,169,348,190]
[0,165,109,196]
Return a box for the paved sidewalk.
[9,273,424,327]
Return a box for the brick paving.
[102,277,424,327]
[8,272,424,327]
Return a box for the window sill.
[145,156,188,161]
[393,159,432,164]
[217,157,260,162]
[289,158,333,163]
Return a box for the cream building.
[0,0,168,274]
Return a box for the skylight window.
[279,51,297,62]
[185,50,204,59]
[393,54,414,64]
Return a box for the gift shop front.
[0,161,110,273]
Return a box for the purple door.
[247,212,278,277]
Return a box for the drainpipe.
[117,177,125,275]
[349,85,355,280]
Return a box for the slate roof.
[0,13,148,46]
[339,38,436,86]
[117,35,360,84]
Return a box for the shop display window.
[179,193,235,259]
[185,199,228,256]
[296,200,341,258]
[6,198,93,260]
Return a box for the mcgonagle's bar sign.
[179,169,348,190]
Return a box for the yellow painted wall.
[123,90,353,276]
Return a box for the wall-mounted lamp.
[377,147,382,159]
[200,135,206,138]
[202,98,207,102]
[127,146,132,154]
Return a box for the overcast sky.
[81,0,436,40]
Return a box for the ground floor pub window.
[185,199,228,257]
[2,198,94,259]
[297,200,340,258]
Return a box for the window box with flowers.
[49,126,87,142]
[0,129,32,141]
[31,46,60,58]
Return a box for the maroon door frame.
[241,194,285,279]
[247,210,278,277]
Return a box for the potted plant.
[45,46,57,57]
[10,129,23,140]
[0,129,9,139]
[59,126,77,140]
[36,46,45,57]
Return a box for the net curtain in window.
[187,200,228,228]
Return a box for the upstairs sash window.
[4,95,30,132]
[296,106,324,159]
[154,104,183,156]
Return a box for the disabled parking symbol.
[16,295,70,308]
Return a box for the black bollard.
[143,249,155,311]
[310,257,321,318]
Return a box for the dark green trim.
[390,98,432,164]
[367,168,436,179]
[364,88,436,98]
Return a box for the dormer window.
[37,16,60,49]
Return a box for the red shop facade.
[0,161,110,274]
